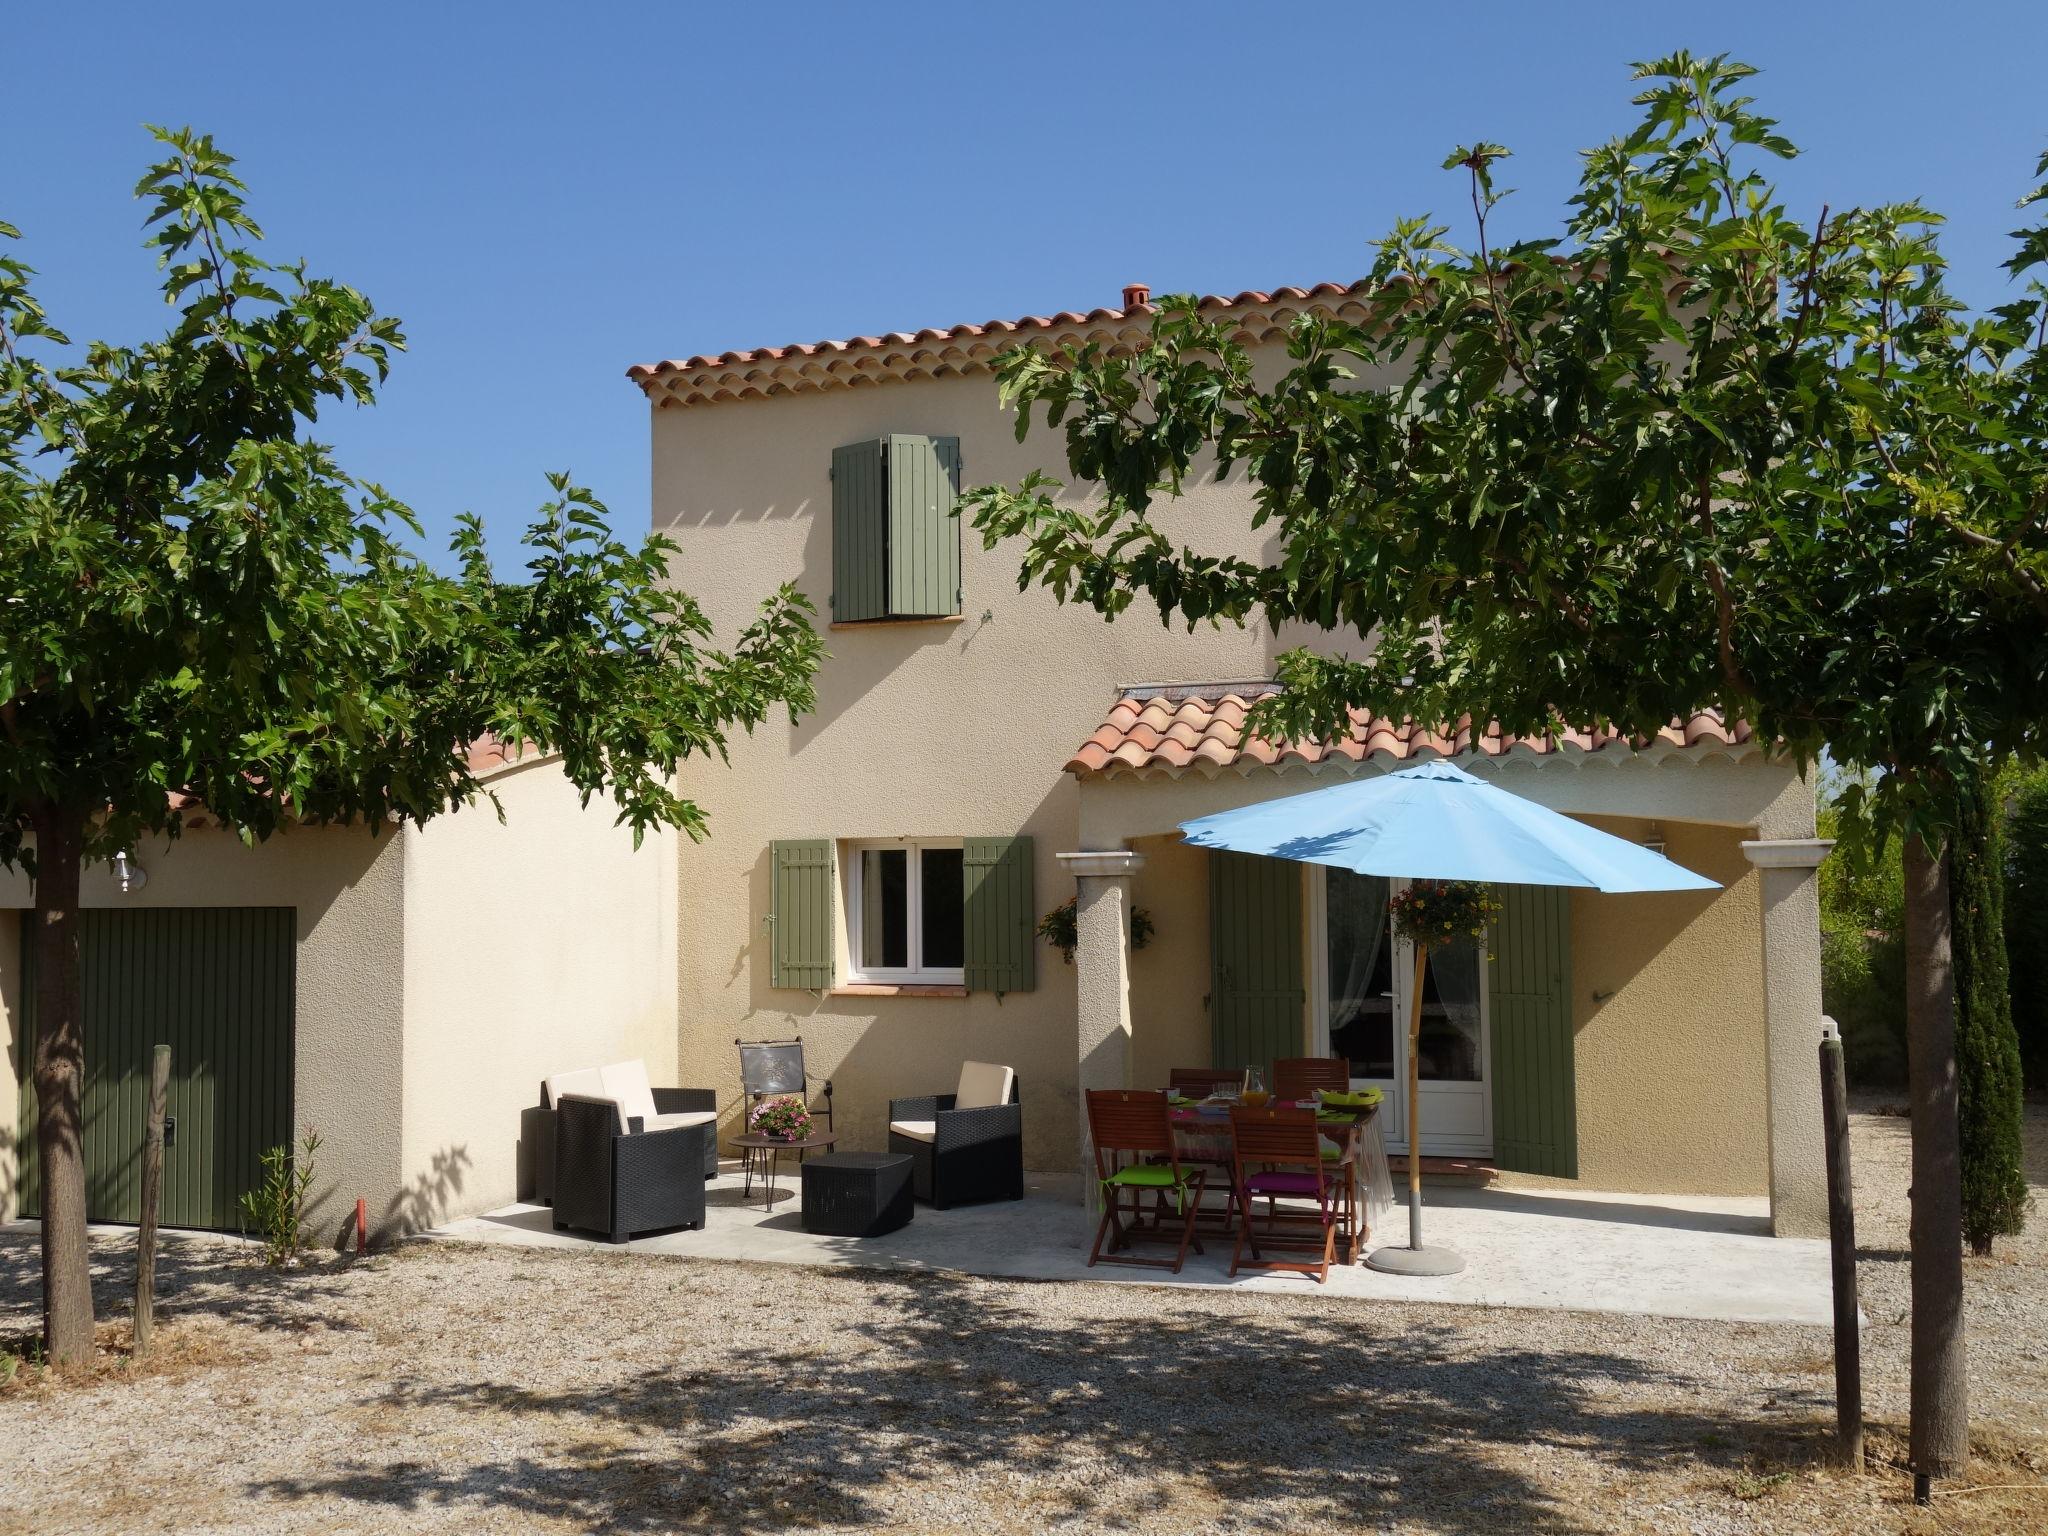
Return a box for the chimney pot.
[1121,282,1151,310]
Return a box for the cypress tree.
[1951,766,2029,1255]
[2005,773,2048,1093]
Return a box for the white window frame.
[845,838,966,985]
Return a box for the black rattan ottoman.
[801,1151,914,1238]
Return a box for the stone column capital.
[1057,849,1146,880]
[1740,838,1835,871]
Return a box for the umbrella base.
[1365,1243,1466,1277]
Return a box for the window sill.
[829,983,968,999]
[829,615,966,631]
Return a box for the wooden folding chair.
[1273,1056,1351,1103]
[1168,1065,1241,1098]
[1087,1089,1207,1273]
[1228,1105,1344,1283]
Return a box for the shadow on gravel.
[246,1266,1833,1536]
[0,1224,367,1340]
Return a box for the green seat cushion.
[1104,1163,1191,1189]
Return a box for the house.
[1,745,679,1243]
[631,279,1833,1238]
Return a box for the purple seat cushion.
[1244,1170,1325,1199]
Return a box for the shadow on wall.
[236,1263,1841,1535]
[0,1126,14,1223]
[375,1144,472,1246]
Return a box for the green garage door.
[14,907,295,1231]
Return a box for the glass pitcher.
[1241,1067,1271,1108]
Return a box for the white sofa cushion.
[546,1066,606,1108]
[955,1061,1015,1110]
[888,1120,937,1144]
[646,1111,716,1133]
[599,1060,660,1130]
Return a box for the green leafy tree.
[967,55,2048,1485]
[2006,770,2048,1091]
[0,131,821,1364]
[1818,772,1906,1084]
[1951,767,2028,1254]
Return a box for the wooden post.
[134,1044,171,1356]
[1820,1031,1862,1469]
[1406,944,1427,1249]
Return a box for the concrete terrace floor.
[433,1166,1832,1325]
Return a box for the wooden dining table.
[1166,1098,1396,1261]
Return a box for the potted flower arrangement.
[1387,879,1502,954]
[748,1094,813,1143]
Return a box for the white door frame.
[1308,866,1494,1158]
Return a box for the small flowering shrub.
[748,1094,813,1141]
[1388,880,1502,952]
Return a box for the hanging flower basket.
[747,1094,813,1142]
[1388,880,1502,952]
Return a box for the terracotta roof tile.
[627,280,1375,408]
[1065,682,1755,780]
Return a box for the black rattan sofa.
[886,1061,1023,1208]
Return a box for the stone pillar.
[1741,837,1835,1238]
[1058,848,1144,1205]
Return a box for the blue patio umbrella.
[1179,758,1720,1276]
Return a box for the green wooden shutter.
[769,840,835,989]
[1489,884,1578,1177]
[15,907,295,1231]
[831,440,887,623]
[886,434,962,618]
[1208,851,1304,1081]
[963,836,1033,993]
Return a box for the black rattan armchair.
[887,1063,1023,1209]
[552,1094,711,1243]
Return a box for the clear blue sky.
[9,4,2045,569]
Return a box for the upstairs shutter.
[1489,884,1578,1177]
[769,839,835,989]
[831,440,887,623]
[1209,851,1304,1082]
[886,434,962,617]
[963,836,1033,993]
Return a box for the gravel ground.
[1,1104,2042,1536]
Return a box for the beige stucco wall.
[0,824,407,1245]
[655,363,1328,1168]
[1559,818,1768,1194]
[0,755,674,1244]
[649,349,1823,1188]
[399,758,679,1234]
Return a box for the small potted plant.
[748,1094,813,1142]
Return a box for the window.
[849,840,966,983]
[831,434,962,622]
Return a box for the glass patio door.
[1311,867,1493,1157]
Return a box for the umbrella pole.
[1407,942,1426,1249]
[1367,931,1466,1276]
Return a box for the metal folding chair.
[736,1037,832,1191]
[1087,1089,1206,1273]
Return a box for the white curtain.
[1327,869,1389,1034]
[1427,937,1485,1081]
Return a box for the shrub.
[239,1128,322,1268]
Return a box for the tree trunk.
[29,803,95,1366]
[1902,832,1967,1482]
